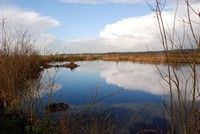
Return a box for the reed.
[0,19,43,116]
[42,49,200,64]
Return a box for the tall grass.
[0,18,42,115]
[43,50,200,64]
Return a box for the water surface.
[36,61,198,133]
[42,61,167,106]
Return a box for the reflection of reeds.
[57,111,116,134]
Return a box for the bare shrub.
[152,0,200,133]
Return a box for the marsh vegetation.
[44,49,200,64]
[0,0,200,134]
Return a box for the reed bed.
[42,49,200,64]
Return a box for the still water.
[42,61,166,106]
[36,61,197,133]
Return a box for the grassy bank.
[43,49,200,64]
[0,19,49,133]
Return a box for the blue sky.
[0,0,200,53]
[8,0,151,40]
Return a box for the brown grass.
[42,49,200,64]
[0,19,43,115]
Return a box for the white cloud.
[65,2,200,53]
[37,34,65,54]
[60,0,148,4]
[0,6,60,35]
[99,2,200,50]
[64,37,124,53]
[100,13,161,49]
[64,12,170,53]
[0,6,61,53]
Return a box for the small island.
[43,62,79,70]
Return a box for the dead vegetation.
[43,49,200,64]
[153,0,200,133]
[0,19,43,114]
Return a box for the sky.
[0,0,200,54]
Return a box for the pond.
[38,61,195,133]
[42,61,166,105]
